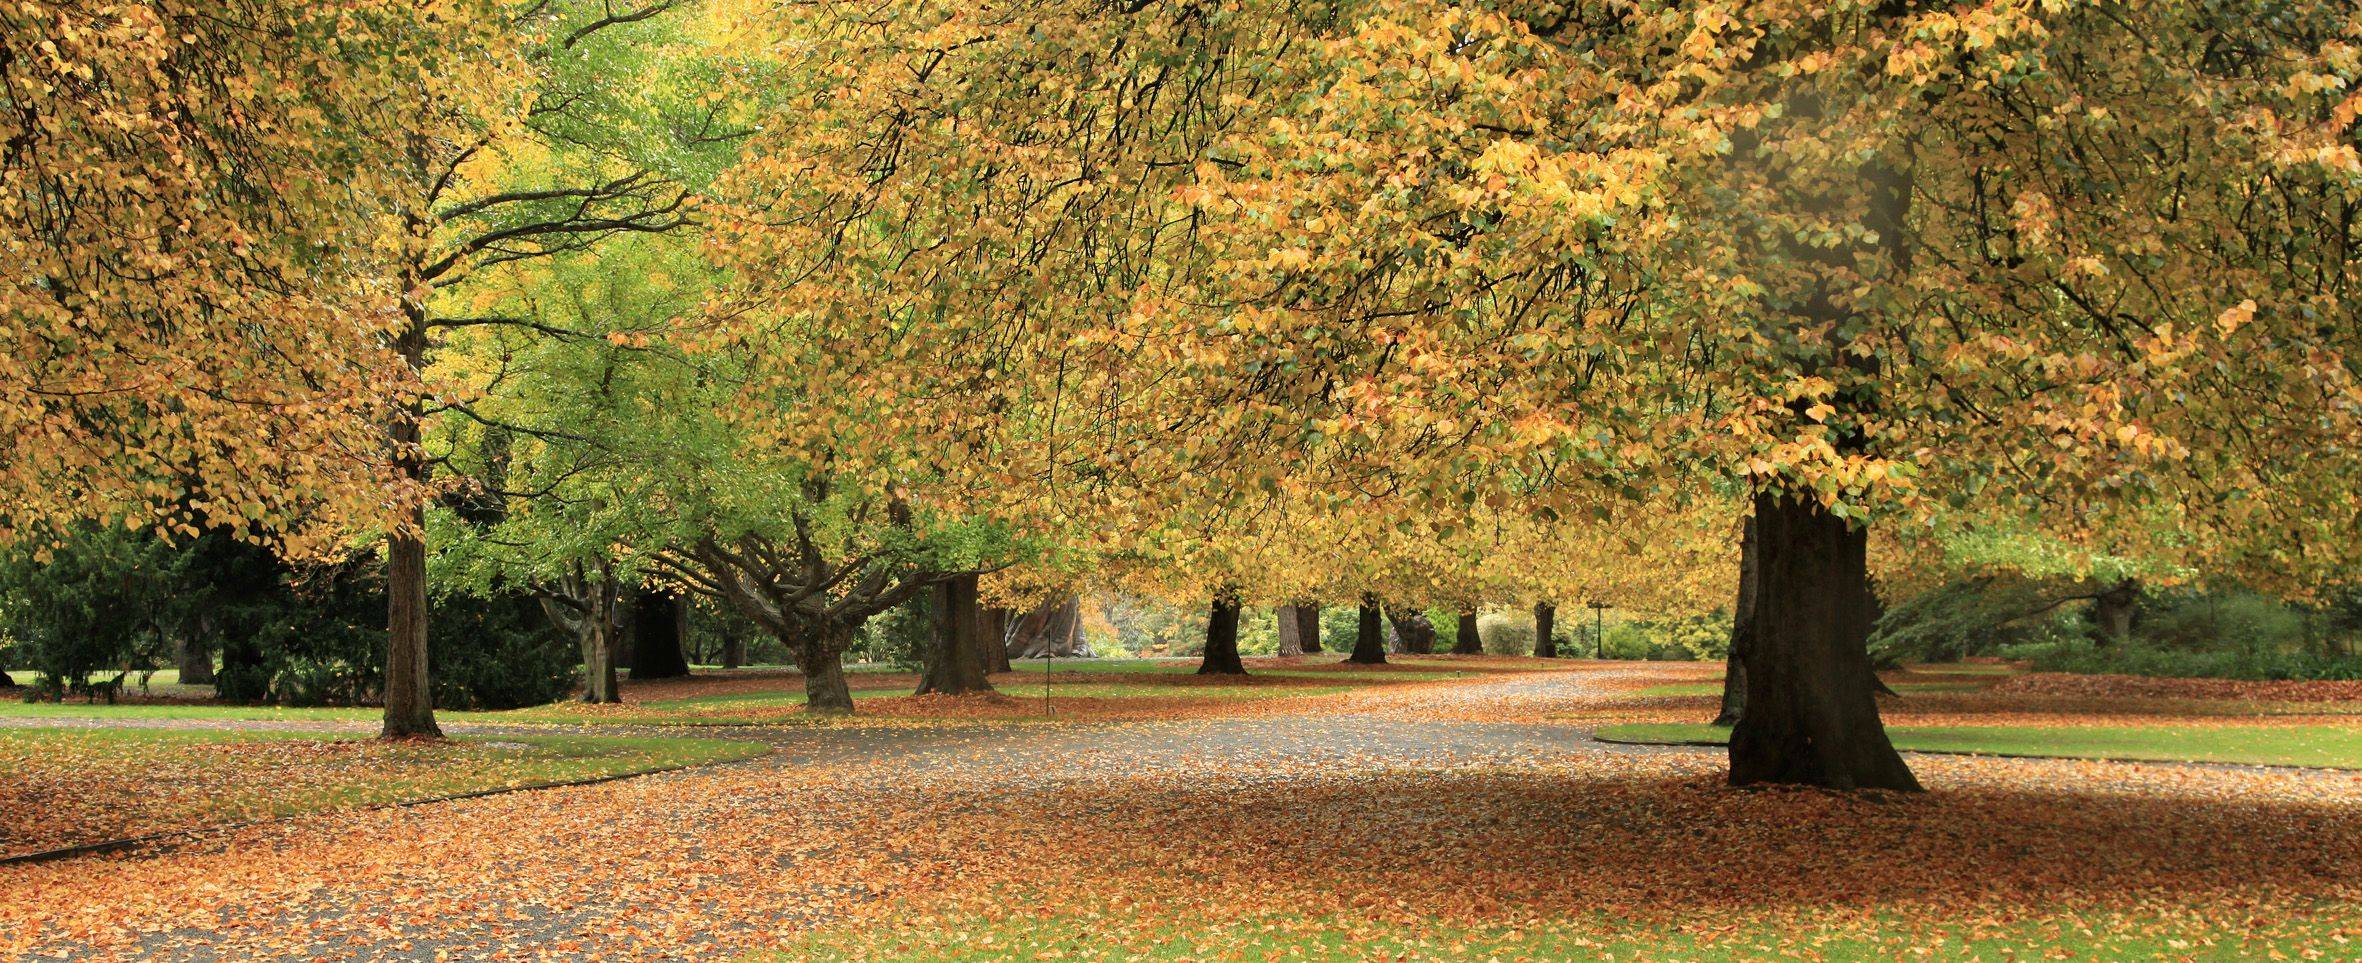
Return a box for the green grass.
[0,701,382,721]
[1593,722,2362,769]
[745,906,2361,961]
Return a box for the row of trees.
[9,0,2361,791]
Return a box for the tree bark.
[1715,514,1760,727]
[1533,603,1557,659]
[1348,597,1388,664]
[2090,578,2139,646]
[628,589,692,679]
[1197,597,1246,675]
[982,606,1013,674]
[1275,604,1306,657]
[1451,609,1483,655]
[1298,603,1322,653]
[1007,595,1090,659]
[801,639,855,713]
[174,633,216,686]
[918,574,996,695]
[1388,607,1435,654]
[1728,492,1920,791]
[381,316,440,741]
[721,626,745,669]
[381,513,441,739]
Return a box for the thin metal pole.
[1595,604,1604,659]
[1044,648,1053,718]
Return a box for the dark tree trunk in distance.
[1451,609,1482,655]
[1198,598,1247,675]
[1348,598,1388,664]
[1299,603,1322,653]
[1007,595,1093,659]
[1728,492,1920,791]
[1533,603,1557,659]
[628,590,691,679]
[1715,514,1759,727]
[1275,604,1306,657]
[2090,578,2140,646]
[918,574,995,695]
[175,635,216,686]
[1389,607,1435,654]
[982,606,1013,673]
[721,626,745,669]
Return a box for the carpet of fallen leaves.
[0,730,757,860]
[0,665,2355,960]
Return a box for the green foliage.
[1598,614,1730,662]
[1476,612,1534,656]
[1998,638,2362,682]
[1871,577,2086,666]
[0,525,181,698]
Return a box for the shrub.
[1477,612,1534,656]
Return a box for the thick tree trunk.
[175,634,216,686]
[1451,609,1482,655]
[1728,492,1920,791]
[382,517,441,739]
[579,618,620,703]
[1299,603,1323,653]
[2090,578,2139,646]
[1008,595,1091,659]
[918,574,996,695]
[628,590,692,679]
[1388,607,1435,654]
[721,626,745,669]
[801,640,855,713]
[381,318,440,741]
[1348,598,1388,664]
[1197,597,1247,675]
[1275,604,1306,657]
[1715,514,1760,726]
[982,606,1013,674]
[1533,603,1557,659]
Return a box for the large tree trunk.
[1533,603,1557,659]
[721,625,745,669]
[1388,607,1435,654]
[382,514,441,739]
[918,574,996,695]
[1007,595,1092,659]
[1348,598,1388,664]
[579,617,620,703]
[381,318,440,741]
[1728,492,1920,791]
[1451,609,1482,655]
[1197,598,1246,675]
[628,590,692,679]
[1298,603,1322,653]
[1715,514,1760,726]
[801,639,855,713]
[174,634,216,686]
[982,606,1013,674]
[2090,578,2140,646]
[1275,604,1306,657]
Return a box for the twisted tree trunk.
[801,637,855,713]
[1275,604,1306,656]
[1533,603,1557,659]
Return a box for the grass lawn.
[748,904,2361,961]
[0,727,765,857]
[1594,721,2362,769]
